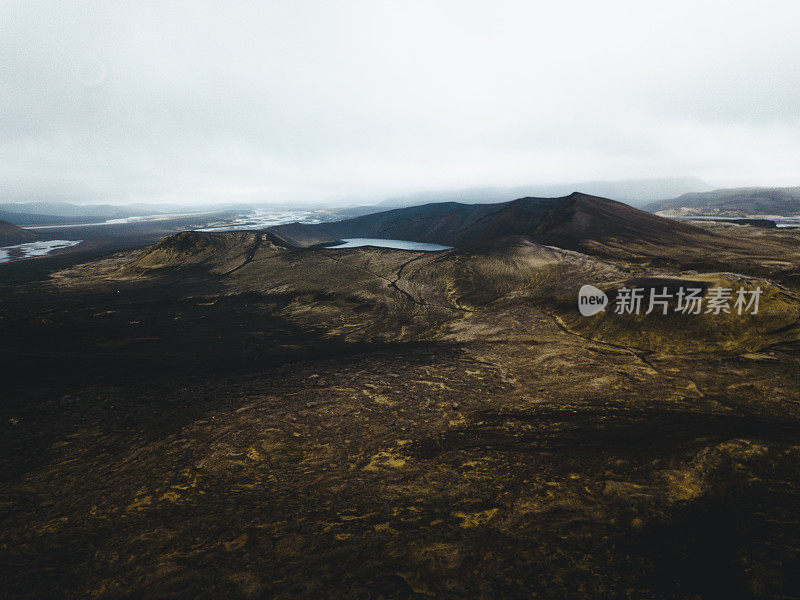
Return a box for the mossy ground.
[1,223,800,599]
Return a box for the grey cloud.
[2,0,799,205]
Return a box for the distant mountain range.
[0,202,157,220]
[0,202,255,226]
[5,181,798,233]
[645,187,800,217]
[374,178,711,209]
[0,210,112,226]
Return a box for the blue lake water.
[330,238,452,251]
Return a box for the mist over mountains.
[375,177,712,209]
[647,187,800,217]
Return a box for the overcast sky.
[2,1,799,205]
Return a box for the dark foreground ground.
[1,224,800,599]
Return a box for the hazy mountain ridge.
[646,187,800,217]
[0,210,111,226]
[0,202,159,220]
[377,177,711,208]
[0,177,709,224]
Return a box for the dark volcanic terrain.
[268,192,719,253]
[2,195,800,599]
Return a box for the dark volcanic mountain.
[646,186,800,217]
[0,220,37,246]
[269,192,717,253]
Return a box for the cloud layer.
[2,0,799,205]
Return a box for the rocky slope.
[0,220,37,246]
